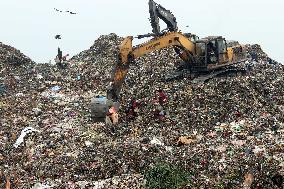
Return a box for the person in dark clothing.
[207,42,217,64]
[57,48,62,62]
[55,47,64,68]
[62,54,69,61]
[126,98,140,120]
[250,52,258,62]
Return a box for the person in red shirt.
[62,54,69,61]
[153,89,168,120]
[158,89,168,106]
[153,89,168,106]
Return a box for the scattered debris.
[243,173,254,188]
[177,136,196,145]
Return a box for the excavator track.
[192,67,247,83]
[164,66,247,83]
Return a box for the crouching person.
[106,106,118,125]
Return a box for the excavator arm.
[149,0,178,35]
[91,32,196,123]
[107,32,196,107]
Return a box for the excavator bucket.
[90,37,130,124]
[90,95,120,123]
[90,96,108,122]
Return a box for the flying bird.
[54,8,77,15]
[55,35,61,39]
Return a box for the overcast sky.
[0,0,283,63]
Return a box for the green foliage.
[213,182,225,189]
[145,162,191,189]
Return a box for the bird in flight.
[54,8,77,14]
[55,35,61,39]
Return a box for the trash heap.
[1,42,35,97]
[246,44,279,64]
[1,35,284,188]
[0,42,34,65]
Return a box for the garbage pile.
[0,42,34,65]
[246,44,279,64]
[71,33,123,64]
[1,35,284,188]
[1,42,35,97]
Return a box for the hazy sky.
[0,0,283,63]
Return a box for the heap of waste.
[0,42,34,65]
[1,34,284,188]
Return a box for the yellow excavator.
[91,0,247,123]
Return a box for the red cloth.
[158,91,167,105]
[132,100,137,109]
[62,54,69,61]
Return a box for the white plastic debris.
[252,146,266,154]
[85,140,93,147]
[50,85,61,91]
[13,127,40,148]
[36,74,43,79]
[41,91,65,100]
[31,183,52,189]
[150,137,164,146]
[165,146,173,152]
[75,181,89,188]
[32,108,42,116]
[14,76,20,80]
[93,180,106,189]
[15,92,25,97]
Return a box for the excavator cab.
[193,37,229,72]
[216,38,229,64]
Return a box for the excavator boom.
[107,32,196,102]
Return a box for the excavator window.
[217,39,227,53]
[196,42,206,52]
[195,42,207,66]
[207,41,217,64]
